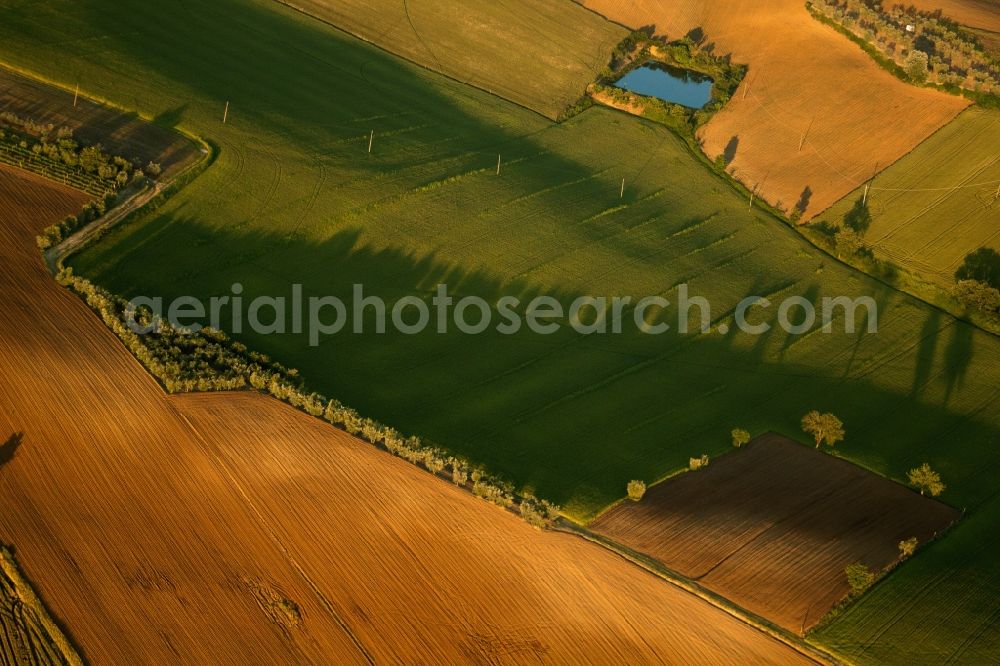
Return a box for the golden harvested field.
[0,67,199,177]
[279,0,626,119]
[0,162,815,663]
[582,0,969,219]
[591,434,962,635]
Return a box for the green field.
[815,106,1000,289]
[2,0,1000,660]
[278,0,626,118]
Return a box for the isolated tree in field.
[898,537,918,559]
[731,428,751,448]
[906,49,929,82]
[627,480,646,501]
[801,411,845,449]
[845,562,876,596]
[908,463,945,496]
[955,247,1000,290]
[953,280,1000,316]
[835,228,864,259]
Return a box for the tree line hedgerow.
[1,109,165,251]
[809,0,1000,104]
[54,268,561,528]
[0,111,160,192]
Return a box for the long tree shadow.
[86,215,1000,514]
[0,433,22,468]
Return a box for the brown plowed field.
[0,67,199,176]
[591,433,962,635]
[0,162,815,662]
[582,0,969,219]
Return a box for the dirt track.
[591,433,961,634]
[583,0,969,219]
[0,162,816,663]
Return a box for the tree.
[801,411,845,449]
[955,247,1000,290]
[845,562,876,595]
[835,228,864,258]
[906,49,929,82]
[952,280,1000,315]
[908,463,945,496]
[898,537,918,559]
[732,428,751,448]
[627,479,646,501]
[689,454,710,470]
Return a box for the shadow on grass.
[72,213,1000,516]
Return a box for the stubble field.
[0,161,816,663]
[582,0,969,219]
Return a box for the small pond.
[614,62,714,109]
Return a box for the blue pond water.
[614,62,714,109]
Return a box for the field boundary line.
[271,0,566,121]
[0,546,86,666]
[554,521,841,665]
[45,139,215,275]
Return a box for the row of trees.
[36,195,115,251]
[1,110,160,203]
[626,412,945,504]
[55,270,561,530]
[592,31,748,133]
[812,0,999,95]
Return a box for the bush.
[908,463,945,497]
[518,498,550,529]
[835,228,864,258]
[689,454,710,471]
[449,458,469,486]
[424,455,445,475]
[731,428,751,448]
[540,500,561,522]
[845,562,876,596]
[627,479,646,501]
[473,480,513,508]
[898,537,918,560]
[953,280,1000,316]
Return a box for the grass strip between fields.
[0,546,85,666]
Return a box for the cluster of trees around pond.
[586,29,747,130]
[811,0,999,97]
